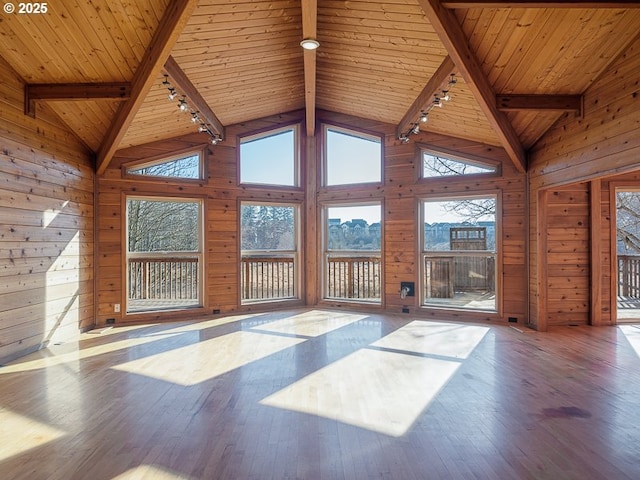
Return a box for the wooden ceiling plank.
[396,56,456,139]
[497,94,583,113]
[96,0,199,174]
[417,0,527,173]
[441,1,640,7]
[163,56,225,139]
[302,0,318,136]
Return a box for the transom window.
[421,195,497,312]
[126,151,202,179]
[240,126,298,187]
[421,149,497,179]
[324,126,382,186]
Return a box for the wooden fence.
[618,255,640,298]
[326,255,381,301]
[242,255,296,301]
[128,256,199,301]
[424,254,495,298]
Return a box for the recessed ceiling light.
[300,38,320,50]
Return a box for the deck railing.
[424,253,495,299]
[241,254,296,302]
[618,255,640,298]
[326,254,381,301]
[128,256,200,307]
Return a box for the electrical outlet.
[114,303,120,313]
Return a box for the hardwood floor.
[1,309,640,480]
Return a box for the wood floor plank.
[1,309,639,479]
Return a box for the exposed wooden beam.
[397,56,456,139]
[497,94,583,114]
[24,83,130,117]
[301,0,318,136]
[163,56,225,140]
[417,0,527,173]
[442,1,640,7]
[96,0,199,175]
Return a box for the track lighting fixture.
[178,96,188,112]
[397,72,458,142]
[161,75,224,146]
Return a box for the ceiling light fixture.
[300,38,320,50]
[178,96,188,112]
[161,75,224,146]
[398,73,458,142]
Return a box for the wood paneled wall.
[0,57,95,363]
[98,109,527,326]
[528,34,640,330]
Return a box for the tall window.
[324,126,382,186]
[422,195,497,311]
[126,151,202,179]
[324,203,382,302]
[240,126,298,187]
[240,202,299,303]
[126,197,203,313]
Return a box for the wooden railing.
[128,256,199,301]
[242,254,296,302]
[424,253,495,299]
[326,254,381,301]
[618,255,640,298]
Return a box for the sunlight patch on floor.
[154,314,257,335]
[112,331,305,386]
[253,310,367,337]
[260,348,460,437]
[0,334,181,374]
[0,409,66,461]
[372,320,489,359]
[111,465,196,480]
[619,325,640,359]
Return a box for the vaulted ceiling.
[2,0,640,174]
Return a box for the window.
[324,203,382,302]
[325,126,382,186]
[240,127,298,186]
[126,197,203,313]
[126,151,202,179]
[421,149,497,179]
[421,195,497,311]
[240,202,299,303]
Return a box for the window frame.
[238,125,301,188]
[418,145,500,182]
[320,201,383,305]
[239,200,301,305]
[124,194,205,314]
[322,124,384,188]
[122,147,206,182]
[419,193,500,314]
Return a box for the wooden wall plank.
[0,58,94,363]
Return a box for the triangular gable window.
[126,152,201,179]
[421,150,497,179]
